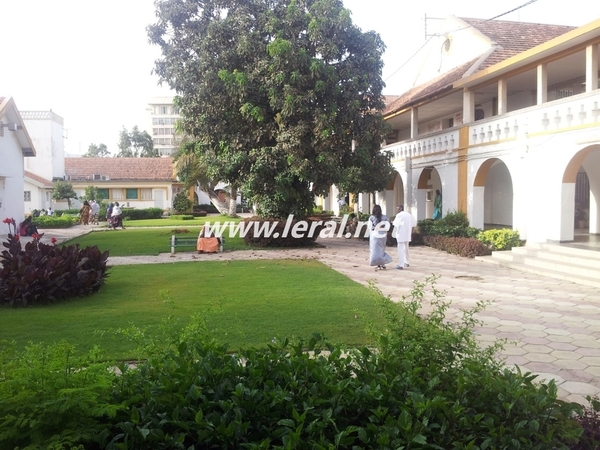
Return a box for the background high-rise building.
[147,97,180,156]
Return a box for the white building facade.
[346,16,600,244]
[0,97,37,226]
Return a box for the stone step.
[475,244,600,289]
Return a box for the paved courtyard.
[4,225,600,405]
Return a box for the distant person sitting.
[197,225,221,253]
[18,216,40,237]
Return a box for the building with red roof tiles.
[62,157,183,211]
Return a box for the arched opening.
[417,167,441,220]
[561,145,600,242]
[383,171,404,216]
[472,158,513,230]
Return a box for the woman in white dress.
[368,205,393,270]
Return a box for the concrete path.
[3,225,599,404]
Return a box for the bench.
[170,235,225,254]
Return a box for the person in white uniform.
[392,204,416,270]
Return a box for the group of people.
[368,204,417,271]
[106,202,125,230]
[77,200,124,229]
[79,200,100,225]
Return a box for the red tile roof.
[384,18,575,116]
[460,17,575,71]
[65,157,177,182]
[383,58,478,115]
[24,170,53,188]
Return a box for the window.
[97,189,109,201]
[141,188,153,200]
[24,191,31,202]
[160,106,168,114]
[126,188,138,200]
[112,189,124,200]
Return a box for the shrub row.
[0,277,593,448]
[424,235,493,257]
[170,214,195,220]
[121,207,164,220]
[32,215,77,228]
[0,235,109,306]
[242,217,323,247]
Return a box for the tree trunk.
[228,185,238,217]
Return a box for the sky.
[1,0,596,156]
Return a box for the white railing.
[469,90,600,145]
[383,89,600,157]
[384,128,460,161]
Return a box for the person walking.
[368,204,393,270]
[392,204,416,270]
[90,200,100,225]
[79,201,91,225]
[111,202,125,229]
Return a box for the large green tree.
[148,0,392,219]
[117,126,158,158]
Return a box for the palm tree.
[172,150,238,216]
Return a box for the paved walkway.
[3,225,599,404]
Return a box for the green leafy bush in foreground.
[0,277,587,449]
[0,234,109,306]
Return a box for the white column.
[410,107,418,139]
[463,89,475,123]
[586,44,599,93]
[471,186,485,229]
[497,78,508,115]
[537,63,547,105]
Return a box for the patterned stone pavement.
[4,225,599,404]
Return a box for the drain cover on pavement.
[455,275,483,281]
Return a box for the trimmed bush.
[424,235,492,257]
[242,216,323,247]
[121,207,164,220]
[170,214,195,220]
[478,228,522,251]
[32,215,77,228]
[418,211,482,238]
[54,209,80,217]
[173,191,192,214]
[0,234,109,306]
[196,203,219,214]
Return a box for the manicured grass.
[118,214,240,228]
[63,227,251,256]
[0,260,385,360]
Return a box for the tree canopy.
[83,143,110,158]
[149,0,393,218]
[52,180,78,208]
[116,126,158,158]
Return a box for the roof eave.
[455,17,600,89]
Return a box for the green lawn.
[119,214,240,228]
[0,260,385,360]
[63,227,251,256]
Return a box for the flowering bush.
[2,217,17,235]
